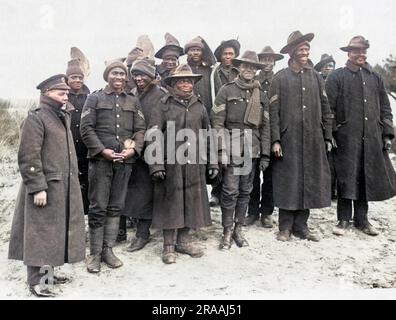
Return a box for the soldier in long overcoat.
[8,75,86,297]
[121,58,167,252]
[269,31,334,242]
[326,36,396,236]
[146,64,218,264]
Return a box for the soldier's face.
[162,55,179,71]
[46,89,69,104]
[239,63,258,81]
[187,47,203,63]
[67,74,84,91]
[292,44,310,65]
[260,56,275,72]
[175,78,194,94]
[222,47,236,66]
[132,72,153,91]
[108,67,126,91]
[321,62,335,77]
[348,49,367,66]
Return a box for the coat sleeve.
[210,86,228,157]
[146,102,166,175]
[260,92,271,157]
[18,113,48,194]
[268,75,281,144]
[378,75,394,139]
[131,102,146,156]
[324,72,339,133]
[317,73,334,141]
[80,93,106,157]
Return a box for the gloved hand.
[152,170,166,181]
[34,190,47,207]
[272,142,283,158]
[208,168,219,180]
[383,137,392,151]
[325,140,333,153]
[259,156,270,171]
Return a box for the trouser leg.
[337,198,353,221]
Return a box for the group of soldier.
[8,30,396,297]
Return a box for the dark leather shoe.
[176,243,204,257]
[332,220,350,236]
[355,222,379,236]
[53,275,70,285]
[277,230,291,241]
[293,230,321,242]
[244,214,259,226]
[232,224,249,247]
[219,227,232,250]
[86,254,101,273]
[162,245,176,264]
[209,196,220,207]
[127,237,150,252]
[29,285,57,298]
[102,246,123,268]
[261,215,273,228]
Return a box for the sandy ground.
[0,147,395,300]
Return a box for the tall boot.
[87,226,104,273]
[232,223,249,247]
[102,217,123,268]
[219,226,233,250]
[176,227,204,258]
[162,229,176,264]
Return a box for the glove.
[152,171,166,181]
[259,157,270,171]
[208,168,219,180]
[325,140,333,153]
[383,137,392,151]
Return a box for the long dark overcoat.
[8,95,85,267]
[121,84,167,219]
[269,62,333,210]
[326,62,396,201]
[147,93,217,229]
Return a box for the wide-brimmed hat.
[258,46,283,61]
[184,36,216,66]
[232,50,265,69]
[163,64,202,85]
[314,53,336,71]
[37,74,70,93]
[340,35,370,52]
[280,30,314,54]
[155,33,184,59]
[214,39,241,62]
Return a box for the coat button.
[70,172,73,176]
[187,160,191,164]
[116,104,120,107]
[363,82,366,85]
[117,114,120,118]
[364,99,367,103]
[30,167,35,172]
[117,124,120,128]
[246,99,249,102]
[76,124,79,128]
[116,95,119,98]
[365,117,368,121]
[116,136,119,139]
[76,139,79,143]
[75,109,79,113]
[302,87,306,91]
[303,105,306,109]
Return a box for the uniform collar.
[346,60,373,73]
[103,85,127,96]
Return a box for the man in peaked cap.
[269,31,334,242]
[314,53,336,80]
[146,64,218,264]
[246,46,283,228]
[209,39,241,208]
[66,56,91,217]
[155,32,184,87]
[9,74,85,297]
[211,51,271,250]
[80,60,146,273]
[326,36,396,237]
[185,36,216,115]
[120,58,167,253]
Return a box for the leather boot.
[261,215,273,228]
[244,214,259,226]
[87,226,104,273]
[232,223,249,247]
[127,237,150,252]
[176,227,204,258]
[29,285,57,298]
[219,227,233,250]
[102,217,123,268]
[276,230,291,241]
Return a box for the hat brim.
[314,56,335,71]
[280,33,315,54]
[340,45,369,52]
[257,53,284,61]
[232,58,265,69]
[164,74,202,86]
[155,45,184,59]
[214,40,241,62]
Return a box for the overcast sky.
[0,0,395,99]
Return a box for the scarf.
[234,76,262,127]
[168,86,194,101]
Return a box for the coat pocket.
[226,96,245,123]
[45,172,63,181]
[121,104,136,130]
